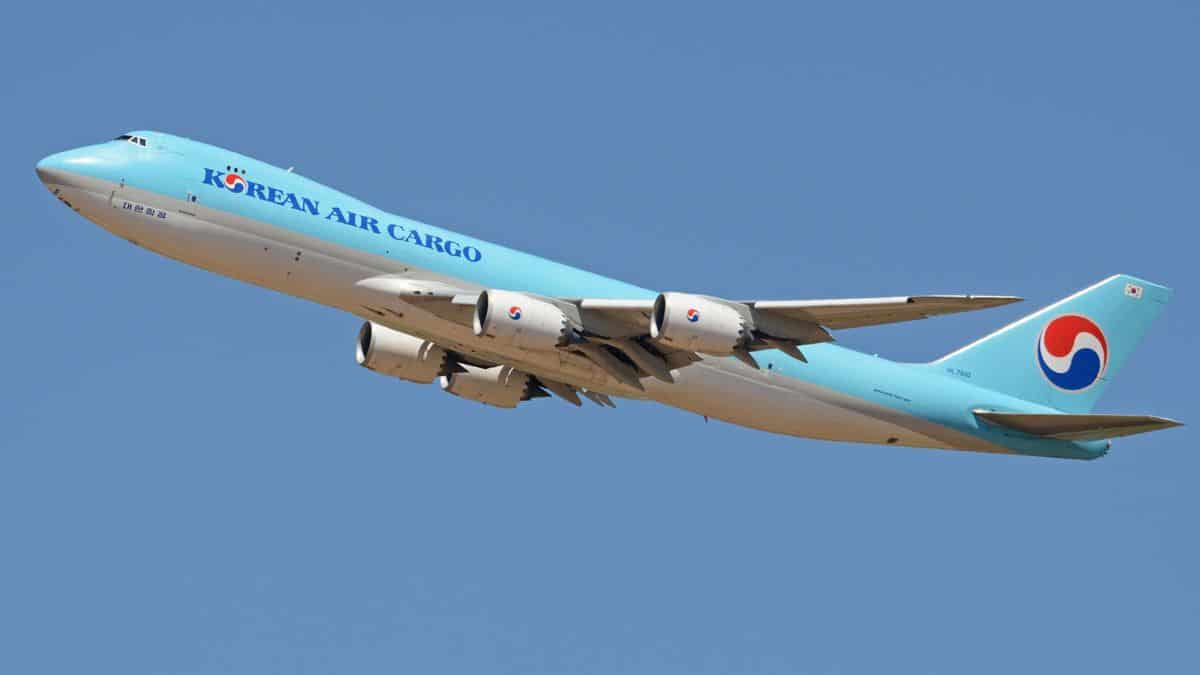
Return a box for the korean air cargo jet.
[35,131,1182,460]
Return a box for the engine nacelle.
[473,289,574,351]
[356,322,450,384]
[650,292,750,355]
[439,364,534,409]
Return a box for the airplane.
[35,131,1182,460]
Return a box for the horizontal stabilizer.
[974,410,1183,441]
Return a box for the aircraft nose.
[36,146,115,189]
[35,152,70,186]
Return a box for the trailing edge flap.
[973,410,1183,441]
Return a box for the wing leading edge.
[745,295,1022,329]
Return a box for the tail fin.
[934,274,1171,413]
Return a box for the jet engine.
[473,289,575,351]
[439,364,540,409]
[356,322,451,384]
[650,292,750,355]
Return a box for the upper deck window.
[114,134,148,147]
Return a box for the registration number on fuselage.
[119,200,168,220]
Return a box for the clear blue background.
[2,2,1195,673]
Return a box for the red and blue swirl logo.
[1037,314,1108,391]
[508,306,522,320]
[686,308,700,323]
[223,173,247,194]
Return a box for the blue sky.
[2,1,1196,673]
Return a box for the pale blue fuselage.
[35,131,1117,459]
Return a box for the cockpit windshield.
[114,134,148,147]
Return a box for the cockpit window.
[114,134,148,147]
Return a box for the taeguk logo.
[1036,314,1108,391]
[223,173,248,194]
[686,308,700,323]
[508,306,522,320]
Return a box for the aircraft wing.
[742,295,1022,329]
[354,275,1020,387]
[576,295,1022,332]
[356,276,1020,331]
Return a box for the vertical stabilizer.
[934,275,1171,413]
